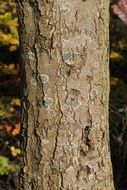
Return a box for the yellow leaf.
[110,52,123,60]
[8,64,15,70]
[4,12,12,19]
[11,98,21,106]
[8,19,18,28]
[8,107,14,113]
[10,146,21,157]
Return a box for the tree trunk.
[17,0,114,189]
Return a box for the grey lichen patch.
[44,97,53,105]
[41,102,49,110]
[40,74,49,84]
[30,78,37,86]
[94,62,99,68]
[48,109,57,117]
[66,89,82,109]
[90,89,97,100]
[27,51,35,60]
[67,97,81,109]
[60,1,72,15]
[71,144,78,157]
[41,139,49,145]
[42,97,53,111]
[85,160,100,173]
[27,132,33,137]
[51,160,60,171]
[62,52,74,65]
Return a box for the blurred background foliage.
[110,0,127,189]
[0,1,20,189]
[0,0,127,189]
[109,0,127,190]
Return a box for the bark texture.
[17,0,114,189]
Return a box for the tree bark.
[17,0,114,189]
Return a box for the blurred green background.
[0,0,127,189]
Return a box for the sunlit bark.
[17,0,114,189]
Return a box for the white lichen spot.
[94,62,99,68]
[71,144,78,157]
[37,176,41,180]
[27,51,35,60]
[59,160,65,171]
[42,103,50,111]
[88,173,95,182]
[44,97,53,105]
[90,89,97,100]
[23,166,28,173]
[97,11,100,18]
[62,32,91,52]
[30,78,37,86]
[62,38,70,48]
[41,139,49,144]
[40,74,49,84]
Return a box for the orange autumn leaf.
[110,77,119,86]
[3,124,12,132]
[11,123,20,136]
